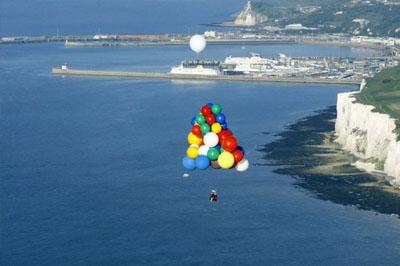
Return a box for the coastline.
[260,106,400,217]
[336,66,400,186]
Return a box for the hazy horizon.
[0,0,248,36]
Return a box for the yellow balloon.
[187,132,203,145]
[187,146,199,159]
[211,123,222,134]
[218,151,235,169]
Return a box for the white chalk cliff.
[234,1,268,26]
[335,81,400,187]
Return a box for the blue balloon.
[195,155,209,170]
[191,116,196,126]
[216,113,226,124]
[215,144,221,150]
[182,156,196,170]
[221,122,228,130]
[237,146,245,155]
[207,102,213,107]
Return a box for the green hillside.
[355,65,400,138]
[253,0,400,37]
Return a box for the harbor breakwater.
[335,85,400,187]
[63,38,295,47]
[51,68,361,85]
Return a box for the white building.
[204,31,216,38]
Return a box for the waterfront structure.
[350,36,400,46]
[170,64,220,76]
[220,53,398,80]
[51,52,397,84]
[204,31,217,38]
[51,67,360,85]
[3,32,399,56]
[284,24,317,31]
[93,34,111,40]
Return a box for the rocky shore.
[261,107,400,216]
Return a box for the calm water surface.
[1,1,399,263]
[0,0,248,36]
[1,43,400,265]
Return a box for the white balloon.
[203,132,219,147]
[235,159,249,172]
[189,34,206,54]
[198,145,210,156]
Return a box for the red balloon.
[232,150,244,163]
[201,105,212,116]
[191,125,202,136]
[217,129,232,143]
[205,114,215,125]
[222,136,238,152]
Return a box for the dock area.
[64,38,295,47]
[51,68,361,85]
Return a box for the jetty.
[51,68,361,85]
[63,38,295,47]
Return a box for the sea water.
[0,0,247,36]
[1,0,400,264]
[1,42,399,265]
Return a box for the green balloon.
[200,123,210,134]
[207,148,220,161]
[196,114,206,124]
[220,147,225,153]
[211,103,222,114]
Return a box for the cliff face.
[335,87,400,187]
[234,1,267,26]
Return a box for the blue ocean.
[1,1,400,265]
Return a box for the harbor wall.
[51,68,360,85]
[63,38,295,47]
[335,86,400,187]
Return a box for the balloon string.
[245,144,257,156]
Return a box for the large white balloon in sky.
[189,34,206,54]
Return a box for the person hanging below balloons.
[209,190,218,202]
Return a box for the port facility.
[51,68,361,85]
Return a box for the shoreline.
[260,106,400,217]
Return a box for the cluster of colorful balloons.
[182,103,249,172]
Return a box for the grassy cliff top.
[355,65,400,138]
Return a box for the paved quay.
[51,68,361,85]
